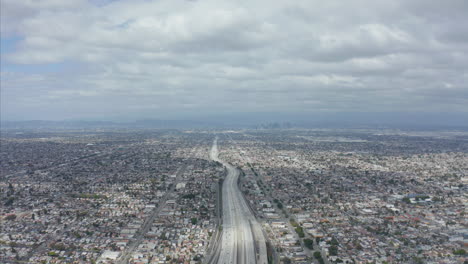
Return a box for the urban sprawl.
[1,129,467,264]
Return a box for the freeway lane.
[210,137,267,264]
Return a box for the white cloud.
[1,0,467,120]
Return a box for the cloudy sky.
[1,0,467,121]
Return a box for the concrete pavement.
[210,137,267,264]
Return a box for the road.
[235,133,330,264]
[116,164,187,264]
[209,137,267,264]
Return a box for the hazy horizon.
[2,112,468,130]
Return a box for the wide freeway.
[209,137,267,264]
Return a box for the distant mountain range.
[0,119,222,130]
[1,112,467,130]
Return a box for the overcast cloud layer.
[1,0,467,121]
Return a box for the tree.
[453,249,466,255]
[330,237,339,246]
[303,238,314,249]
[313,251,324,264]
[191,218,198,225]
[295,226,305,238]
[277,202,283,209]
[411,257,424,264]
[5,197,14,206]
[8,183,14,195]
[50,243,67,251]
[182,194,196,199]
[290,219,298,227]
[329,245,338,256]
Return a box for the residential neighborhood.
[1,129,467,263]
